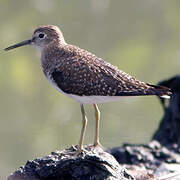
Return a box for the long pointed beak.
[4,39,32,51]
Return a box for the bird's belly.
[46,73,121,104]
[69,94,121,104]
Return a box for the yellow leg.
[79,104,88,151]
[93,104,102,146]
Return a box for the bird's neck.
[40,42,67,75]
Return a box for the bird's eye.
[39,33,45,38]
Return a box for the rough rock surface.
[108,141,180,171]
[8,146,133,180]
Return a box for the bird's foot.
[89,142,104,150]
[67,145,88,156]
[94,142,104,149]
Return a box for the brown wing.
[51,46,171,97]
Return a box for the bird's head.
[4,25,66,51]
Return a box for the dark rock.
[8,145,133,180]
[108,141,180,171]
[153,75,180,148]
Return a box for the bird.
[4,25,172,152]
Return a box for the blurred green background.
[0,0,180,178]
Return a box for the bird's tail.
[146,83,172,98]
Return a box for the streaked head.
[4,25,66,51]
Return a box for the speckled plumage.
[4,25,172,151]
[34,25,171,103]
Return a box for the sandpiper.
[4,25,172,152]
